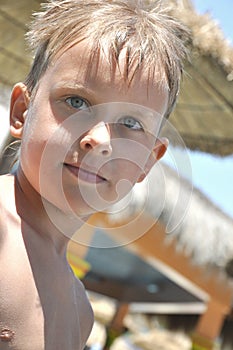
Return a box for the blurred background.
[0,1,233,349]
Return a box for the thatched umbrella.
[1,1,233,349]
[0,0,233,156]
[1,1,232,261]
[106,161,233,270]
[81,162,233,349]
[168,0,233,156]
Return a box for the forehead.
[41,40,169,115]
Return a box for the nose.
[80,122,112,156]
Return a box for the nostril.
[84,143,92,150]
[102,149,110,156]
[101,143,112,156]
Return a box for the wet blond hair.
[25,0,190,117]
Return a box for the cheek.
[21,104,70,159]
[19,117,63,186]
[114,160,143,184]
[20,123,47,166]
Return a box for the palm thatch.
[0,0,233,155]
[1,0,233,277]
[168,1,233,156]
[144,0,233,77]
[0,0,232,85]
[106,159,233,274]
[168,0,233,78]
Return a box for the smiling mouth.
[64,163,107,184]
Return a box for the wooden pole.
[192,299,226,349]
[103,303,129,350]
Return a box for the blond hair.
[25,0,190,117]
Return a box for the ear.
[10,83,30,139]
[137,137,169,183]
[152,137,169,161]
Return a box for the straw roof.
[0,1,232,272]
[168,0,233,156]
[107,160,233,273]
[0,0,233,155]
[168,0,233,77]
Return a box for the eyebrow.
[51,81,99,102]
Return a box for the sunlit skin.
[13,41,169,218]
[0,39,169,349]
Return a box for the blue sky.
[192,0,233,43]
[164,0,233,219]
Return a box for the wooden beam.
[88,212,233,313]
[70,212,233,346]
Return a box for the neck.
[14,165,88,255]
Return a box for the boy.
[0,0,189,349]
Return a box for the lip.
[64,163,107,184]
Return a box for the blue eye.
[65,96,89,110]
[118,116,144,130]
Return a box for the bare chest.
[0,227,82,350]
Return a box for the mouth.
[64,163,107,184]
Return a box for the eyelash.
[118,116,144,131]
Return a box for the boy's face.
[10,40,169,218]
